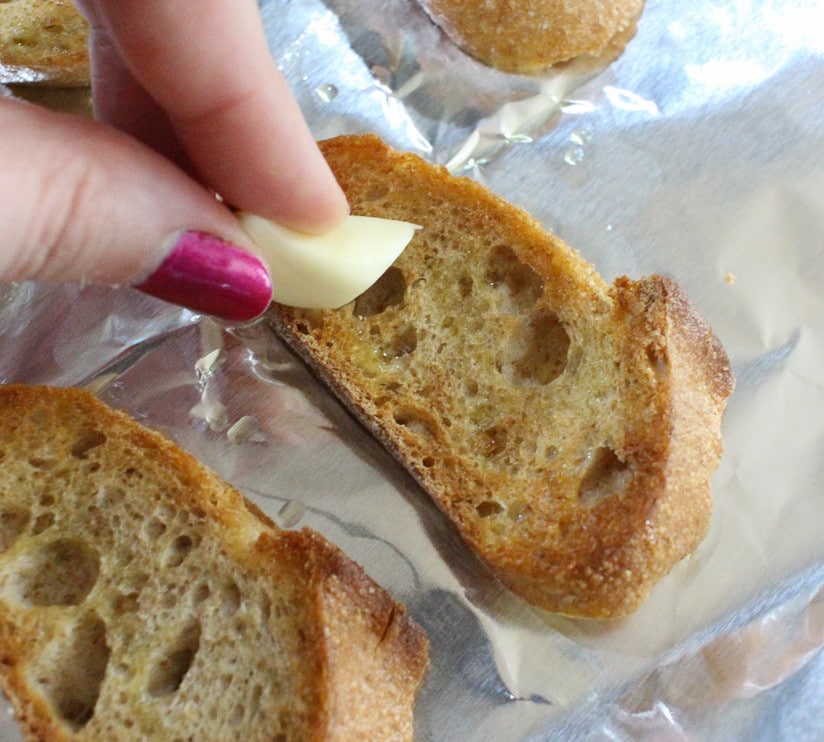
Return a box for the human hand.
[0,0,348,321]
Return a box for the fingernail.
[137,231,272,321]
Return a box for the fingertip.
[136,231,273,322]
[270,178,350,235]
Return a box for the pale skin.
[0,0,348,287]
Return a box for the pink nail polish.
[137,231,272,321]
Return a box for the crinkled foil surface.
[2,0,824,738]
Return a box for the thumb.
[0,98,272,322]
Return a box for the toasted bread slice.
[0,384,428,741]
[0,0,89,86]
[418,0,645,73]
[267,134,734,619]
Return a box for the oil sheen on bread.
[267,134,734,620]
[0,385,428,741]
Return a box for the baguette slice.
[267,134,734,619]
[0,384,428,741]
[418,0,646,73]
[0,0,89,86]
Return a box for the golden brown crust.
[418,0,646,72]
[0,0,89,86]
[267,134,734,619]
[258,529,429,741]
[0,384,428,740]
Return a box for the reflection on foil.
[734,329,799,394]
[603,85,660,114]
[602,567,824,739]
[0,65,47,84]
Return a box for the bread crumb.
[278,499,306,528]
[189,396,229,431]
[227,416,266,444]
[194,348,225,381]
[725,273,736,285]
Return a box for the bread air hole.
[111,591,140,615]
[363,184,389,201]
[294,312,324,335]
[191,582,210,605]
[144,516,167,540]
[220,579,242,616]
[32,511,55,535]
[485,245,544,312]
[17,537,100,606]
[480,425,508,458]
[379,325,418,360]
[251,596,269,626]
[28,457,57,470]
[506,500,528,521]
[70,429,107,459]
[646,342,668,380]
[497,308,570,385]
[578,446,632,507]
[230,703,245,726]
[33,611,110,731]
[147,620,201,697]
[476,500,504,518]
[0,506,30,552]
[163,534,195,567]
[248,683,263,720]
[354,266,406,317]
[393,406,437,438]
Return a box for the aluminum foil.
[2,0,824,738]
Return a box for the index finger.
[80,0,348,233]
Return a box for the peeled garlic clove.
[238,213,418,309]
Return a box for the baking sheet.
[2,0,824,738]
